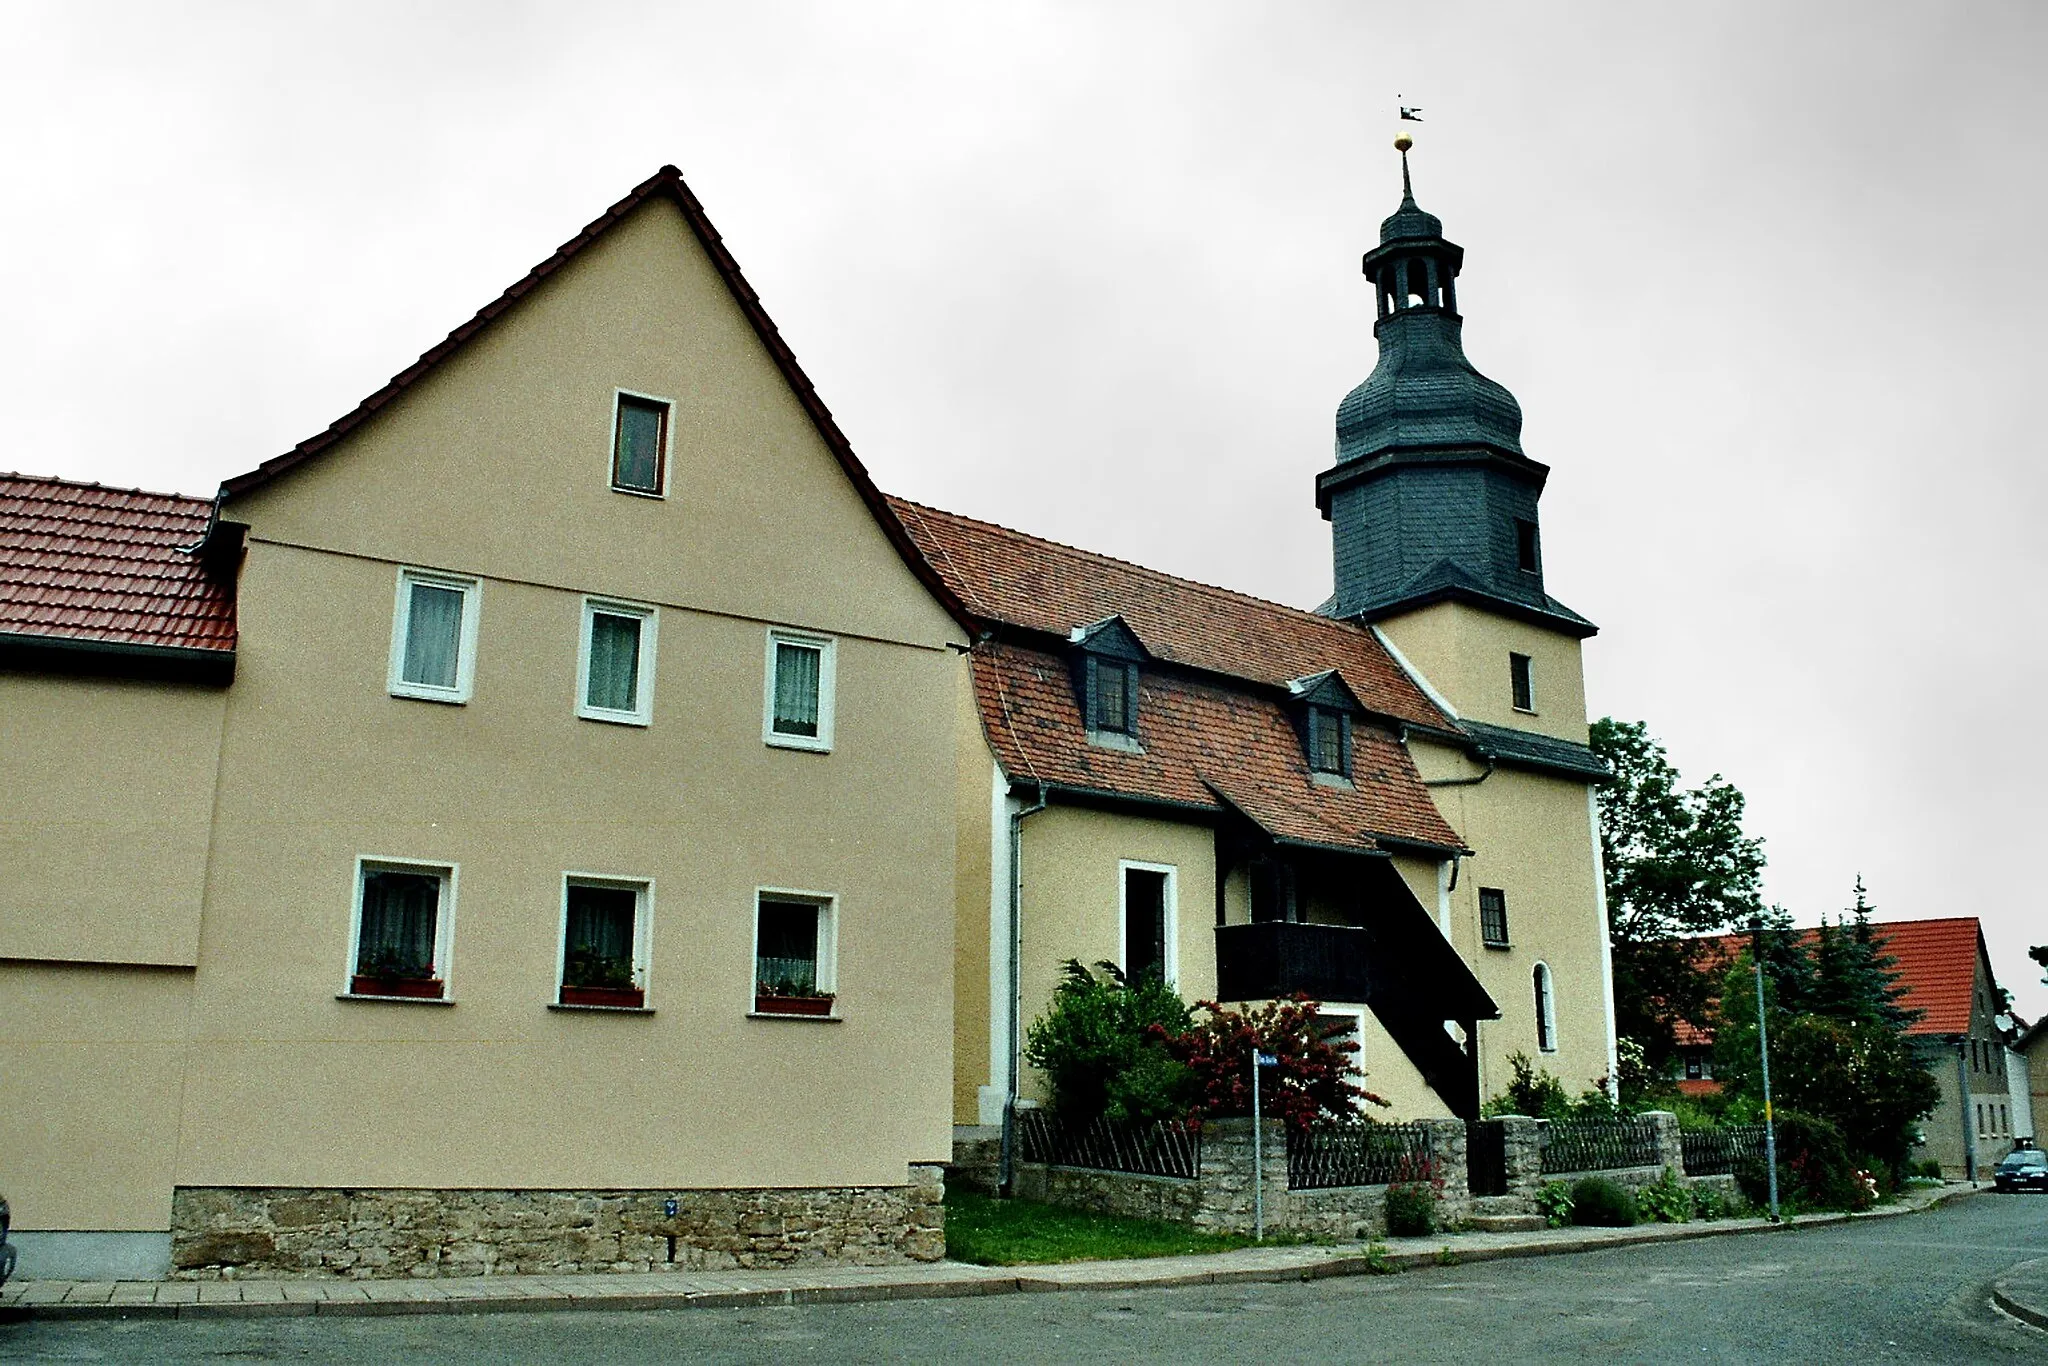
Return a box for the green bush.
[1023,960,1194,1122]
[1732,1110,1857,1212]
[1569,1176,1636,1227]
[1634,1167,1692,1224]
[1384,1182,1437,1237]
[1534,1180,1576,1227]
[1688,1184,1734,1220]
[1909,1158,1944,1181]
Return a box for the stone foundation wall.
[946,1127,1003,1198]
[169,1167,944,1279]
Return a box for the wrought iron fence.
[1679,1125,1767,1177]
[1286,1122,1433,1190]
[1538,1117,1662,1174]
[1014,1110,1201,1180]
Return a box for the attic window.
[1307,706,1351,777]
[612,392,670,496]
[1087,655,1139,737]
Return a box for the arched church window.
[1533,962,1558,1053]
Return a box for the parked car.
[1994,1148,2048,1193]
[1,1193,15,1288]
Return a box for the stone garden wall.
[168,1167,945,1279]
[1013,1116,1468,1239]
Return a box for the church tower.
[1319,132,1618,1103]
[1316,141,1594,645]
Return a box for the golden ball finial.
[1393,129,1413,153]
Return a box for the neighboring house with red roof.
[2,166,971,1281]
[902,153,1618,1159]
[1672,918,2023,1178]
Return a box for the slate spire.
[1315,137,1594,636]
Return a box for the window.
[1307,706,1351,777]
[1533,962,1557,1053]
[577,598,657,725]
[611,391,670,495]
[348,859,455,1000]
[763,630,837,751]
[1479,888,1510,948]
[1087,655,1139,737]
[1316,1012,1365,1087]
[557,877,650,1009]
[388,570,479,703]
[1515,519,1540,574]
[1510,652,1535,712]
[1120,863,1175,984]
[1683,1052,1706,1081]
[754,891,836,1016]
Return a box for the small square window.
[611,392,670,495]
[558,877,650,1009]
[764,630,836,751]
[578,599,657,725]
[348,859,454,999]
[389,569,479,703]
[1479,888,1510,948]
[754,892,836,1016]
[1307,707,1350,776]
[1514,519,1540,574]
[1509,652,1535,712]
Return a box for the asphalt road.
[6,1193,2045,1364]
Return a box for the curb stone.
[0,1183,1978,1323]
[1990,1257,2048,1333]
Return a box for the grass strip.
[943,1190,1261,1265]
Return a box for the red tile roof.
[217,165,970,633]
[888,497,1453,732]
[0,474,235,654]
[1681,917,1991,1040]
[974,641,1463,853]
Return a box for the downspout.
[999,782,1050,1197]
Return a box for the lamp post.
[1751,917,1781,1222]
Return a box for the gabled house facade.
[1676,917,2023,1179]
[1,167,968,1280]
[905,153,1617,1167]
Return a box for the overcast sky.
[5,2,2043,1017]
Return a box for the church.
[924,141,1616,1176]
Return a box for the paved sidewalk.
[0,1182,1976,1322]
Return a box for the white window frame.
[576,597,658,726]
[609,387,674,498]
[751,887,839,1013]
[1534,960,1559,1053]
[762,628,837,753]
[388,568,480,704]
[555,873,654,1009]
[1315,1007,1367,1085]
[1510,651,1537,714]
[1117,860,1178,987]
[344,856,458,1000]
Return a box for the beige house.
[1,167,970,1280]
[900,155,1617,1179]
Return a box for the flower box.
[754,992,835,1017]
[559,984,645,1009]
[350,974,445,999]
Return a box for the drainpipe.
[1957,1040,1977,1185]
[1424,755,1495,789]
[999,782,1050,1197]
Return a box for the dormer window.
[1087,655,1138,736]
[1070,616,1148,750]
[1514,519,1540,574]
[1288,670,1363,784]
[1307,706,1350,777]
